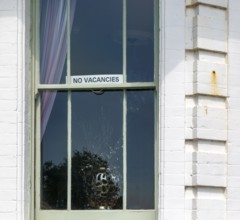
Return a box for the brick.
[187,0,227,8]
[0,167,16,178]
[197,5,226,18]
[161,186,185,198]
[0,0,16,11]
[0,156,16,167]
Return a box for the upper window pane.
[40,0,154,85]
[40,0,67,84]
[71,0,123,77]
[127,0,154,82]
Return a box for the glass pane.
[40,0,67,84]
[41,91,67,209]
[127,0,154,82]
[71,91,123,210]
[127,90,154,209]
[71,0,122,77]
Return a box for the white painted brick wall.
[159,0,185,219]
[1,0,240,220]
[228,0,240,219]
[185,1,228,220]
[0,0,25,219]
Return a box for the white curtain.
[40,0,76,139]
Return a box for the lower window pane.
[41,91,67,209]
[71,91,123,210]
[127,90,154,209]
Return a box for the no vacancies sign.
[71,75,123,84]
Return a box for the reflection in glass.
[127,0,154,82]
[127,90,154,209]
[40,0,67,84]
[71,91,123,209]
[71,0,122,76]
[41,91,67,209]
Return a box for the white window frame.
[32,0,160,219]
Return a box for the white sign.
[71,75,123,84]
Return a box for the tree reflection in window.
[41,160,67,209]
[41,150,122,210]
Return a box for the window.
[34,0,158,219]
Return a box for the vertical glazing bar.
[154,0,161,213]
[123,0,127,83]
[35,0,40,93]
[123,0,127,210]
[67,0,71,82]
[32,2,38,217]
[154,0,159,84]
[123,90,127,210]
[67,0,72,211]
[35,0,41,214]
[36,94,41,212]
[67,91,71,210]
[154,0,160,213]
